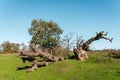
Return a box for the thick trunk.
[82,31,113,51]
[73,45,88,61]
[20,49,64,62]
[19,43,64,72]
[27,60,52,72]
[73,31,112,61]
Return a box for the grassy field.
[0,52,120,80]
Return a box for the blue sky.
[0,0,120,50]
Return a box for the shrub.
[108,49,120,58]
[1,41,20,53]
[52,46,71,59]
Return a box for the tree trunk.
[27,60,52,72]
[19,43,64,72]
[73,31,113,61]
[73,45,88,61]
[82,31,113,51]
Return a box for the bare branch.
[82,31,113,51]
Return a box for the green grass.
[0,52,120,80]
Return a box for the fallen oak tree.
[19,43,64,72]
[19,31,113,72]
[73,31,113,61]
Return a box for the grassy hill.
[0,52,120,80]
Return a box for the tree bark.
[27,60,52,72]
[82,31,113,51]
[19,43,64,72]
[73,31,113,61]
[73,45,88,61]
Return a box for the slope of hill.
[0,52,120,80]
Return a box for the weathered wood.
[27,60,53,72]
[19,43,64,72]
[82,31,113,51]
[73,31,113,61]
[73,45,88,61]
[20,50,64,62]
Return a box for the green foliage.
[1,52,120,80]
[1,41,20,53]
[28,19,63,49]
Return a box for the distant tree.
[0,44,3,53]
[20,42,28,51]
[60,33,75,58]
[1,41,12,53]
[11,43,20,53]
[28,19,63,50]
[75,35,84,48]
[1,41,20,53]
[61,33,74,50]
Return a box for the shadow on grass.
[116,71,120,77]
[16,66,32,71]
